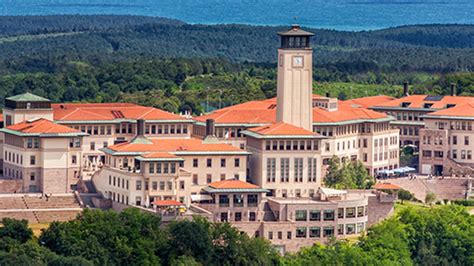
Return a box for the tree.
[425,191,436,205]
[324,156,374,189]
[398,189,414,204]
[0,218,33,243]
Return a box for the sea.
[0,0,473,31]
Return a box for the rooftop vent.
[424,95,444,101]
[111,110,125,119]
[268,104,277,109]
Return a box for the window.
[465,136,470,145]
[278,231,282,239]
[249,212,256,221]
[338,224,344,235]
[179,180,185,190]
[152,181,158,190]
[160,181,166,191]
[207,158,212,167]
[280,158,289,182]
[30,155,36,165]
[323,226,335,237]
[296,227,307,238]
[346,224,356,235]
[453,136,457,145]
[30,172,35,181]
[266,158,276,182]
[307,158,317,182]
[219,195,229,207]
[149,163,155,174]
[27,138,33,148]
[295,210,307,221]
[136,181,142,190]
[309,227,321,238]
[192,174,198,185]
[193,158,198,167]
[90,142,95,151]
[357,223,365,233]
[157,163,162,174]
[323,210,335,221]
[268,231,273,240]
[346,207,355,218]
[234,195,244,207]
[452,149,458,159]
[71,155,77,164]
[294,158,303,182]
[235,212,242,222]
[287,231,292,239]
[310,210,321,221]
[171,163,176,174]
[357,206,364,217]
[220,158,226,167]
[338,208,344,219]
[247,194,258,207]
[220,212,228,222]
[206,174,212,183]
[234,158,240,167]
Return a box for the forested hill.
[0,15,184,37]
[0,15,473,74]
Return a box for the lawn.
[29,223,50,237]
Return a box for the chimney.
[403,81,409,97]
[450,83,457,96]
[205,119,215,137]
[203,119,219,144]
[129,119,152,144]
[325,92,331,98]
[137,119,146,136]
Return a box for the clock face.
[293,56,304,67]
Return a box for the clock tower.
[276,25,314,131]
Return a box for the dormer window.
[424,103,433,109]
[446,104,456,108]
[401,102,410,108]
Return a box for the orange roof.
[52,103,187,122]
[5,118,80,134]
[247,122,317,136]
[105,138,245,154]
[208,179,260,189]
[152,200,183,206]
[313,103,388,124]
[373,95,474,109]
[426,102,474,118]
[345,95,396,108]
[195,97,388,125]
[141,152,180,159]
[374,183,401,190]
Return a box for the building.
[93,119,249,207]
[0,25,401,252]
[193,179,398,253]
[370,83,474,149]
[1,118,87,193]
[418,102,474,175]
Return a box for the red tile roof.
[247,122,317,136]
[141,152,180,159]
[313,102,387,123]
[374,183,401,190]
[106,138,244,153]
[6,118,80,134]
[194,97,388,125]
[373,95,474,109]
[208,179,260,189]
[344,95,396,108]
[152,200,183,206]
[426,102,474,118]
[52,103,187,122]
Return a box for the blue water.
[0,0,473,31]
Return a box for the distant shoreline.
[0,14,473,33]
